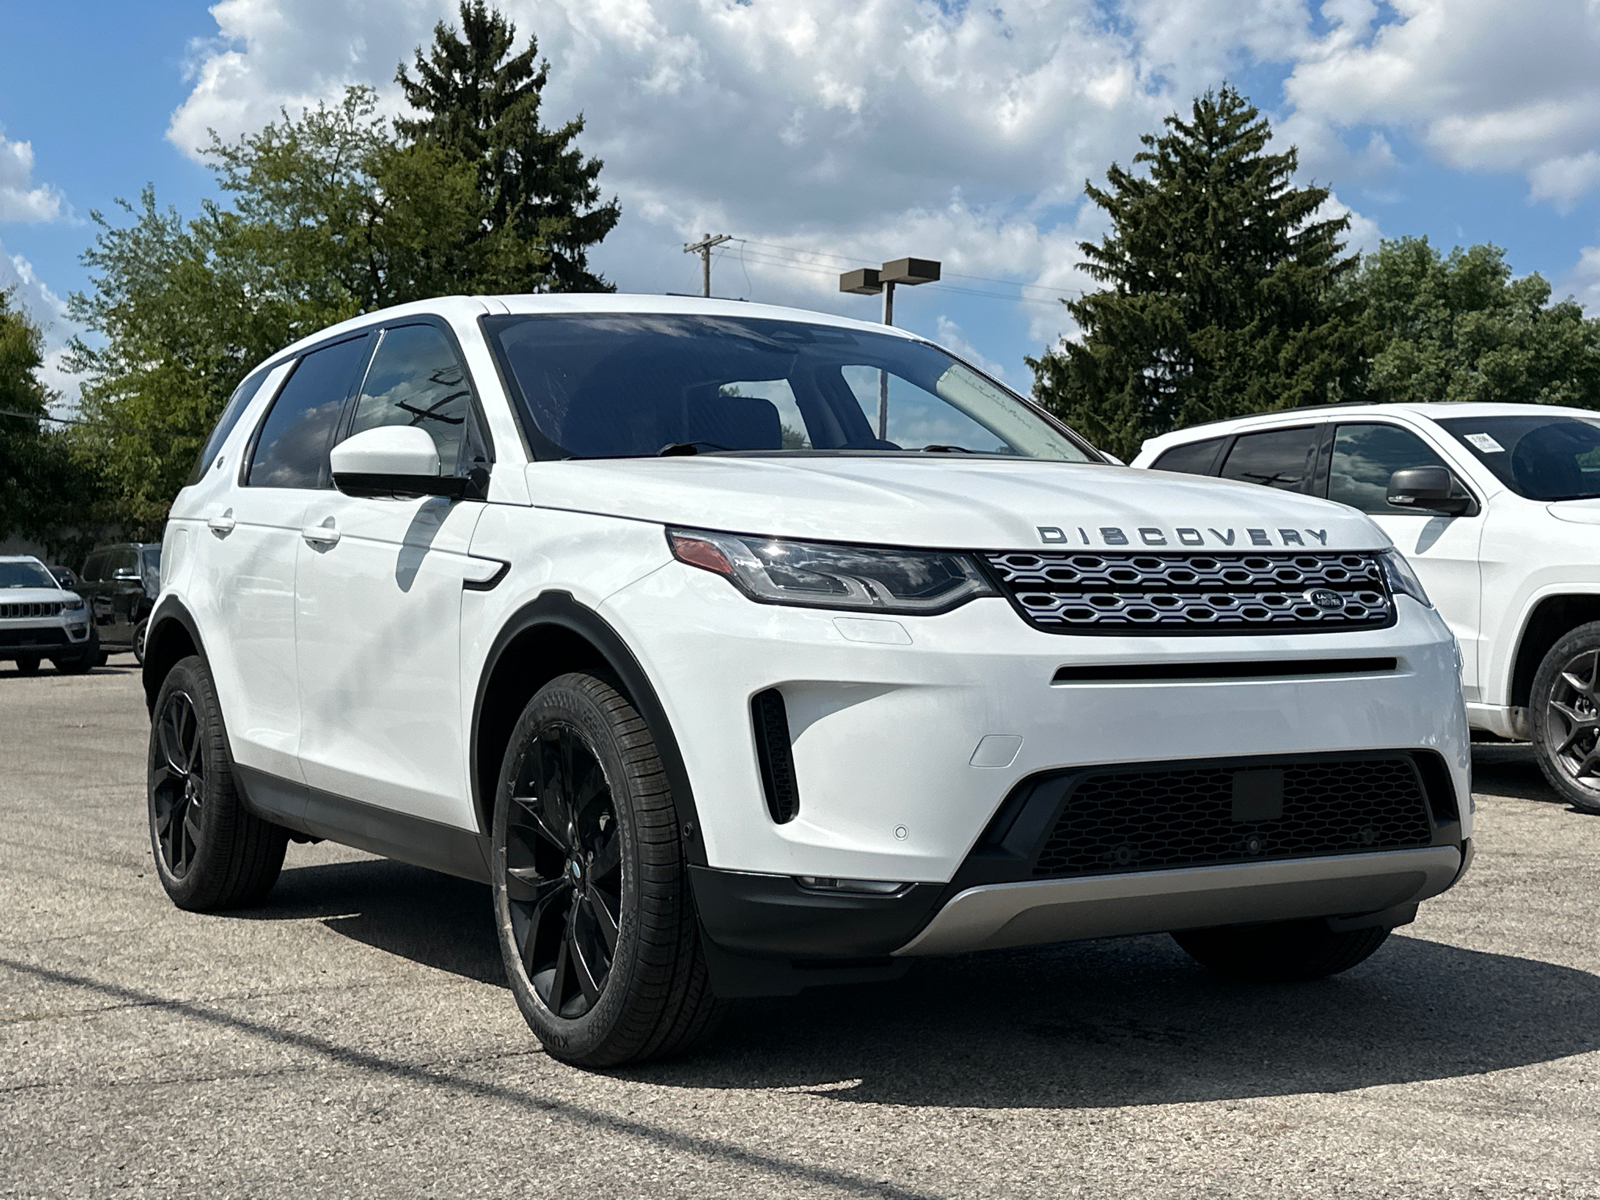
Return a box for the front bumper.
[1,618,90,655]
[604,562,1472,884]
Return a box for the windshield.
[484,314,1096,462]
[1437,414,1600,501]
[0,560,57,589]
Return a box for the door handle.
[207,509,235,536]
[302,518,341,548]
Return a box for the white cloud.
[0,129,63,224]
[0,241,79,411]
[935,315,1009,382]
[1286,0,1600,203]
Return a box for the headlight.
[62,597,86,614]
[668,528,996,615]
[1380,548,1431,608]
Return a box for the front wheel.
[132,620,148,665]
[13,656,40,675]
[148,655,288,909]
[1530,621,1600,812]
[492,672,724,1068]
[1173,920,1390,982]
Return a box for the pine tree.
[396,1,620,293]
[1028,87,1365,461]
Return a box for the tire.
[132,620,148,666]
[492,672,725,1068]
[147,655,288,910]
[1530,621,1600,812]
[14,656,40,676]
[52,631,97,676]
[1173,919,1390,982]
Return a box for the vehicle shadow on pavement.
[247,859,1600,1110]
[232,858,505,987]
[1471,741,1577,806]
[639,933,1600,1108]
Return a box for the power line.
[0,407,201,441]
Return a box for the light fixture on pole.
[839,256,942,438]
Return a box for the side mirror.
[1387,466,1474,516]
[112,566,141,581]
[331,426,468,499]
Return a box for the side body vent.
[751,688,800,824]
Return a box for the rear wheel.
[492,672,724,1067]
[1531,622,1600,812]
[148,655,287,910]
[1173,920,1390,982]
[132,620,148,666]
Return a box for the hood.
[1547,499,1600,525]
[523,456,1386,553]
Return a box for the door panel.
[1329,422,1485,696]
[293,322,493,829]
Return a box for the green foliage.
[0,290,104,559]
[64,2,618,535]
[1028,87,1364,461]
[396,0,619,293]
[1346,237,1600,407]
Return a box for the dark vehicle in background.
[48,566,81,590]
[79,543,161,663]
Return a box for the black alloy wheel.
[492,673,725,1067]
[151,688,206,878]
[1532,622,1600,812]
[147,655,288,909]
[505,722,624,1019]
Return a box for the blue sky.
[4,0,1600,406]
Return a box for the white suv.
[144,296,1472,1066]
[1136,402,1600,812]
[1,555,95,673]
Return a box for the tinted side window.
[247,336,371,489]
[1151,436,1226,476]
[186,366,273,487]
[1329,424,1451,514]
[108,547,138,577]
[1218,427,1320,491]
[348,325,474,473]
[81,552,105,583]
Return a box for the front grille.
[1032,757,1434,878]
[0,601,63,620]
[983,551,1393,634]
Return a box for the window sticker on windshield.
[1465,432,1505,453]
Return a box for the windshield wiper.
[920,444,974,453]
[657,441,732,457]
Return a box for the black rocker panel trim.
[469,590,706,864]
[235,764,491,883]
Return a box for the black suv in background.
[79,543,161,663]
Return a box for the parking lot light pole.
[839,257,942,437]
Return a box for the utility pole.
[683,233,732,298]
[839,257,942,438]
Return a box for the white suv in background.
[0,555,96,674]
[143,296,1472,1067]
[1136,402,1600,812]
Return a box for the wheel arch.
[1508,592,1600,709]
[469,591,705,864]
[140,598,207,716]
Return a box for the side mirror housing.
[331,426,470,499]
[111,566,141,581]
[1387,466,1474,516]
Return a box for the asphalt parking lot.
[2,665,1598,1199]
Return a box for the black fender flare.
[469,591,707,866]
[140,596,210,715]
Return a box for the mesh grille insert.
[1032,757,1433,878]
[983,551,1393,634]
[751,688,800,824]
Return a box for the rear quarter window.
[1150,436,1227,476]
